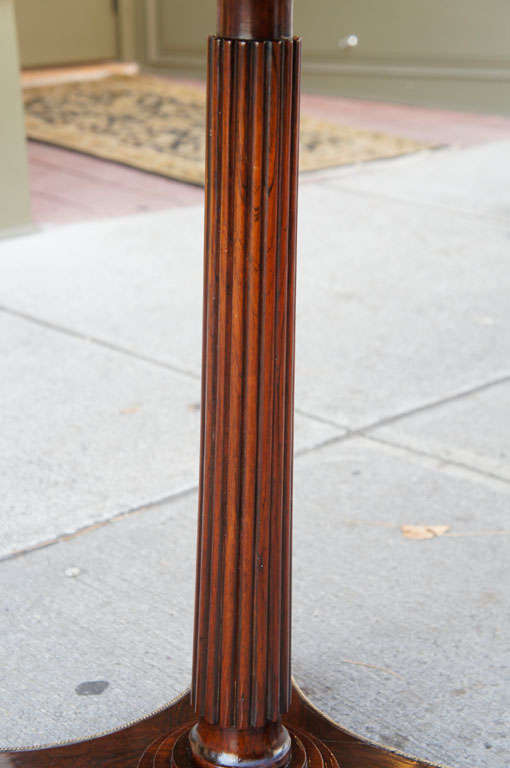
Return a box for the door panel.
[15,0,118,68]
[295,0,510,62]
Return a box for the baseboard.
[0,222,37,241]
[142,48,510,116]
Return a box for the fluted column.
[190,17,301,768]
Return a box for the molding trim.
[145,49,510,84]
[145,0,162,65]
[0,222,37,241]
[118,0,138,61]
[302,59,510,83]
[142,3,510,84]
[143,0,207,71]
[147,52,206,70]
[141,0,510,88]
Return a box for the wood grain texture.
[0,685,444,768]
[191,35,301,735]
[0,2,447,768]
[217,0,293,40]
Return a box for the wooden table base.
[2,3,446,768]
[1,683,441,768]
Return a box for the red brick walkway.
[27,80,510,226]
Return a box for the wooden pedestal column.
[189,22,300,768]
[0,3,444,768]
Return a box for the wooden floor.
[25,76,510,226]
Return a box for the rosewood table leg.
[1,3,444,768]
[189,8,300,768]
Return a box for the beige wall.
[15,0,118,68]
[14,0,142,66]
[0,0,31,236]
[140,0,510,115]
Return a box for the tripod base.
[2,682,442,768]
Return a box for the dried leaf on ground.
[401,524,450,540]
[120,405,141,415]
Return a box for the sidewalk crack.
[0,304,200,382]
[0,485,198,564]
[365,434,510,488]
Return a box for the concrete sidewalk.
[1,143,509,768]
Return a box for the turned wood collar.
[217,0,293,40]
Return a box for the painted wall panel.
[297,0,510,61]
[14,0,118,68]
[141,0,510,114]
[0,0,31,236]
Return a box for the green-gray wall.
[139,0,510,115]
[0,0,31,236]
[15,0,140,68]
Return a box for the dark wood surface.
[217,0,293,40]
[191,33,301,733]
[190,25,301,767]
[0,685,444,768]
[3,4,447,768]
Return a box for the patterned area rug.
[23,75,428,185]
